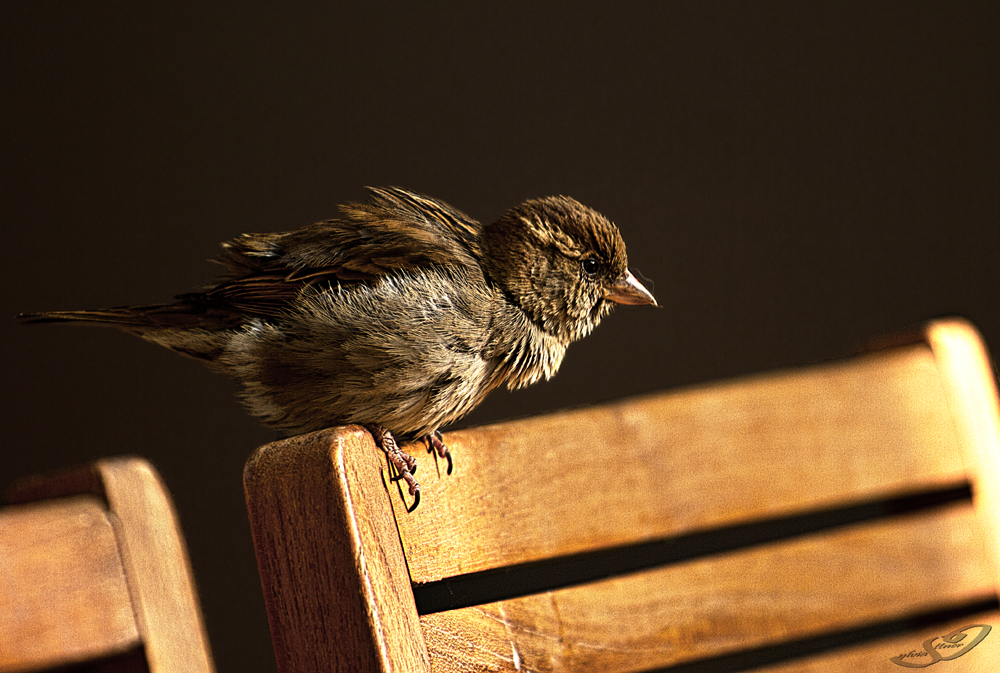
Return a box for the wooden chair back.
[244,318,1000,672]
[1,457,215,673]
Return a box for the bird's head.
[481,196,656,344]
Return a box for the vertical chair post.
[244,426,430,673]
[926,320,1000,592]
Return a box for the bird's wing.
[184,188,485,319]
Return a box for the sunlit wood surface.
[245,318,1000,672]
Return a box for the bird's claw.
[422,429,454,475]
[365,424,420,497]
[366,426,453,512]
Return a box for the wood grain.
[0,495,140,672]
[244,427,430,673]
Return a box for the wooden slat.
[419,503,995,673]
[0,495,140,672]
[761,612,1000,673]
[244,427,430,673]
[393,342,967,583]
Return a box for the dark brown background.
[2,3,997,671]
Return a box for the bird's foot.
[365,424,421,505]
[421,430,454,475]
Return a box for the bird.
[20,187,657,504]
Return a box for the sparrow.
[20,187,656,504]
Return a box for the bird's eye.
[581,258,601,276]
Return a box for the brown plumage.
[20,187,656,500]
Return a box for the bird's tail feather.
[17,307,164,327]
[18,305,231,363]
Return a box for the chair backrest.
[1,457,215,673]
[244,318,1000,672]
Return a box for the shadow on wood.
[0,457,215,673]
[244,318,1000,672]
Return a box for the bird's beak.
[605,270,658,306]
